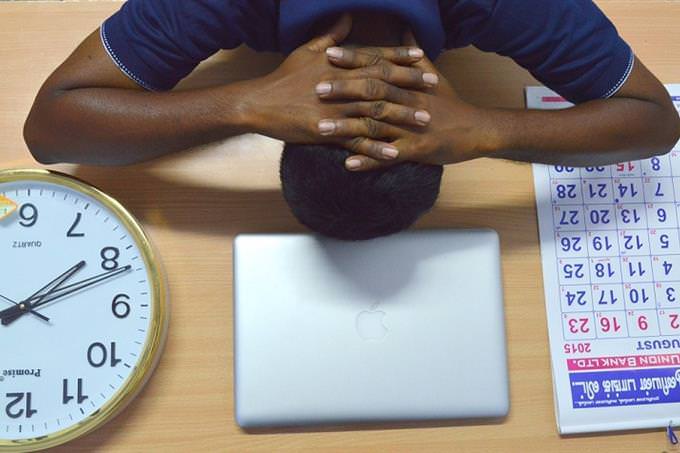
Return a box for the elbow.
[649,104,680,157]
[23,124,54,165]
[628,104,680,159]
[23,103,63,165]
[667,112,680,153]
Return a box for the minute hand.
[0,261,85,325]
[29,265,133,310]
[2,266,132,326]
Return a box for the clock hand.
[0,261,85,325]
[26,261,86,302]
[1,265,133,326]
[0,262,84,325]
[0,294,50,322]
[28,265,133,311]
[0,294,17,304]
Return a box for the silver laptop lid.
[234,230,509,428]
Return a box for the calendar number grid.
[550,155,680,341]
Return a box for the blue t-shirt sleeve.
[440,0,634,104]
[100,0,278,91]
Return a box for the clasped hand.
[245,15,496,171]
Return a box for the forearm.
[24,82,252,166]
[488,97,679,167]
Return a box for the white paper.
[528,85,680,434]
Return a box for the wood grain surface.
[0,2,678,451]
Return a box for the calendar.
[529,85,680,434]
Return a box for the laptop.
[233,229,509,428]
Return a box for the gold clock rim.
[0,168,169,452]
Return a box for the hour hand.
[0,294,50,322]
[0,261,85,325]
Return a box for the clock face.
[0,171,166,448]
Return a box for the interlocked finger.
[316,79,421,107]
[318,117,402,140]
[326,46,424,68]
[340,137,401,160]
[335,63,438,89]
[345,101,431,127]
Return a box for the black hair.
[280,143,443,241]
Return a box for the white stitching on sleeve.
[604,49,635,99]
[100,22,159,92]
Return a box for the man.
[23,1,680,239]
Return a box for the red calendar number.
[595,312,628,337]
[569,317,590,333]
[659,310,680,335]
[638,315,649,331]
[671,314,680,330]
[627,310,660,337]
[617,162,635,172]
[599,315,622,333]
[563,314,595,340]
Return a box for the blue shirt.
[101,0,634,104]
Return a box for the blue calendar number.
[590,209,611,225]
[668,287,677,303]
[585,166,606,173]
[592,235,613,251]
[588,183,608,199]
[663,260,673,276]
[628,287,651,304]
[560,210,580,226]
[594,262,616,278]
[621,208,641,224]
[657,207,668,223]
[560,236,582,252]
[618,182,639,198]
[655,183,665,197]
[563,264,585,279]
[554,166,576,173]
[651,157,661,171]
[627,261,646,277]
[557,184,577,199]
[566,290,588,306]
[661,234,670,249]
[623,234,644,251]
[597,289,618,305]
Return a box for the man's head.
[280,143,443,241]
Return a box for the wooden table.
[1,2,678,451]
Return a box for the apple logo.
[355,303,388,341]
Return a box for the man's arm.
[491,57,680,166]
[314,0,678,170]
[315,47,679,171]
[24,31,252,165]
[24,21,436,166]
[442,0,680,167]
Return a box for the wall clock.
[0,169,168,451]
